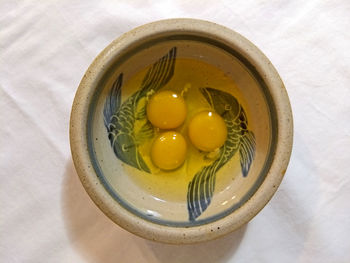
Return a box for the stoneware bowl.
[70,18,293,244]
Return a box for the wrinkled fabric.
[1,1,350,262]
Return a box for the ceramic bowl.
[70,18,293,244]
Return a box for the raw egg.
[147,90,186,129]
[188,111,227,152]
[151,131,187,170]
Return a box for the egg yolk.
[151,131,187,170]
[188,111,227,152]
[147,90,186,129]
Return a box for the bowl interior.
[87,36,276,226]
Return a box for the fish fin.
[239,130,256,177]
[187,162,219,221]
[135,121,154,144]
[103,73,123,129]
[135,96,147,120]
[237,109,256,177]
[140,47,177,94]
[136,151,151,173]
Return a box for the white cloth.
[1,0,350,262]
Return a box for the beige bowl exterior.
[70,18,293,244]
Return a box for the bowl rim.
[70,18,293,244]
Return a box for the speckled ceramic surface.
[70,18,293,244]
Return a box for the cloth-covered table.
[1,1,350,262]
